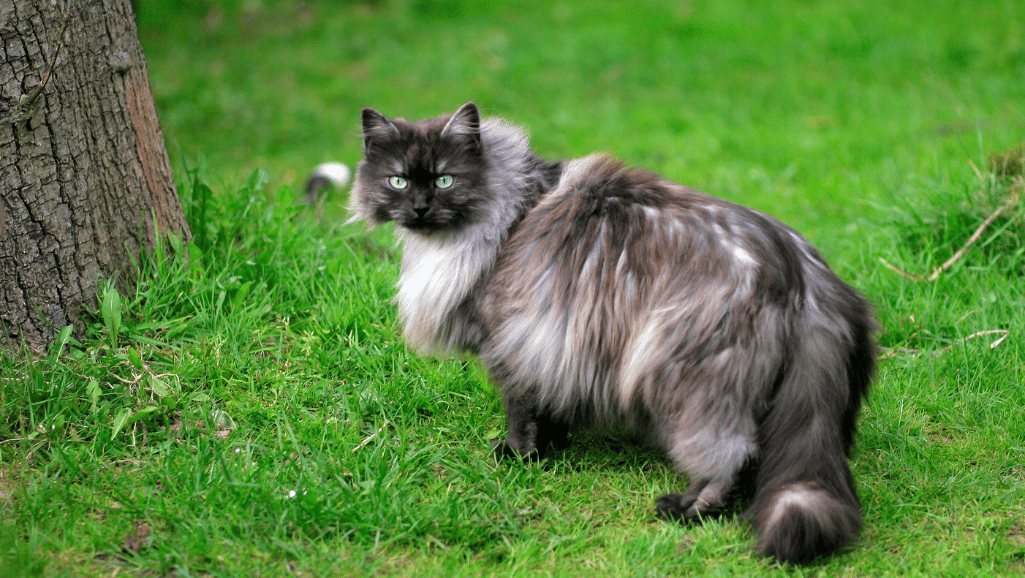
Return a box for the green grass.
[3,0,1025,575]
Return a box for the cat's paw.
[491,439,541,462]
[655,492,724,523]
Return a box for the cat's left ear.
[441,101,481,145]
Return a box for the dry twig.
[352,420,389,453]
[878,329,1009,360]
[880,188,1020,282]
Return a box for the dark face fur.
[357,103,491,233]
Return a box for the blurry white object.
[305,162,352,203]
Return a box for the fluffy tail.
[304,162,351,204]
[745,308,875,564]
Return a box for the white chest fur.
[395,225,499,353]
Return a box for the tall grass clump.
[854,156,1025,576]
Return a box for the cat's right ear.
[361,107,400,149]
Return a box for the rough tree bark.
[0,0,190,352]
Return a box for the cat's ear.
[441,101,481,144]
[361,107,399,148]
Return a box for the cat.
[346,101,876,564]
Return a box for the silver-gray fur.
[347,102,876,565]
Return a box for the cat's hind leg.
[656,479,732,522]
[656,455,758,522]
[655,421,759,522]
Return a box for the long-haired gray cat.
[346,102,876,564]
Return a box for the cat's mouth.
[400,215,448,234]
[398,207,470,234]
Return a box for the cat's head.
[349,102,491,234]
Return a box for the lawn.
[2,0,1024,576]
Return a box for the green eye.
[435,175,454,189]
[388,176,408,189]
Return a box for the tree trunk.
[0,0,190,352]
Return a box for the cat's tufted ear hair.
[361,107,400,148]
[441,101,481,145]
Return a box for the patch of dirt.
[675,534,696,555]
[120,520,152,553]
[157,411,233,441]
[1009,520,1025,546]
[0,474,16,502]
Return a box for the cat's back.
[488,153,806,304]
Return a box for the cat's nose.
[414,206,430,218]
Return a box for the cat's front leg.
[492,389,569,461]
